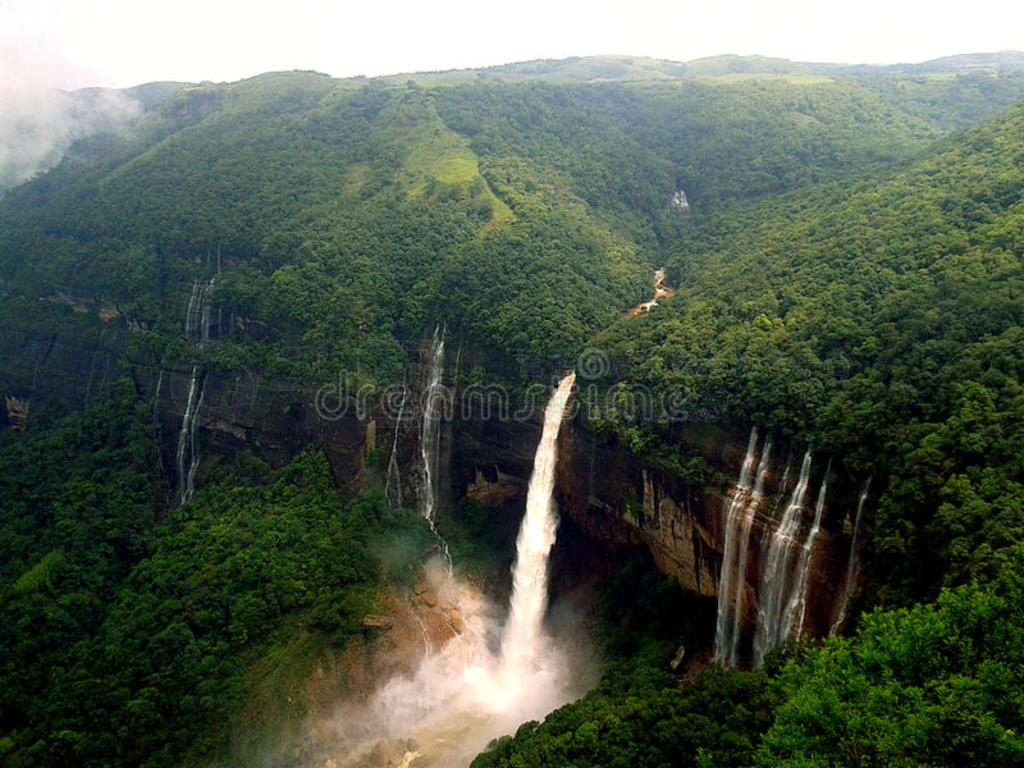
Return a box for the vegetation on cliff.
[473,548,1024,767]
[0,385,434,767]
[591,99,1024,605]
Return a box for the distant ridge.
[372,50,1024,86]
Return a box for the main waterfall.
[419,326,445,525]
[330,372,587,767]
[419,326,451,570]
[500,371,577,680]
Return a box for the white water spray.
[831,478,871,635]
[500,371,577,680]
[327,373,586,767]
[753,451,812,667]
[713,427,758,666]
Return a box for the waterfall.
[500,371,576,681]
[753,451,813,667]
[200,276,215,344]
[184,281,201,339]
[184,278,215,343]
[175,365,205,505]
[782,462,830,645]
[384,375,408,510]
[346,372,586,766]
[419,326,451,570]
[713,427,759,666]
[727,437,772,666]
[175,278,215,505]
[419,326,445,524]
[152,367,163,422]
[831,478,871,635]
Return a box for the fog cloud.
[0,74,142,193]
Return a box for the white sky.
[2,0,1023,90]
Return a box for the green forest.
[2,54,1024,767]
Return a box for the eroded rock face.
[454,412,728,598]
[5,313,855,642]
[557,423,854,641]
[454,412,856,645]
[554,423,721,598]
[4,395,29,431]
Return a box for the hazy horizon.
[3,0,1023,92]
[30,48,1024,93]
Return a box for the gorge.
[2,55,1024,768]
[316,372,585,767]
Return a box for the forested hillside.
[590,99,1024,604]
[6,67,1024,395]
[2,56,1024,767]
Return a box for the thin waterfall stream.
[831,478,871,634]
[753,451,813,667]
[419,326,452,571]
[713,427,759,666]
[175,278,215,505]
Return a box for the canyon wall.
[2,315,857,646]
[455,411,856,647]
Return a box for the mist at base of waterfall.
[317,561,597,768]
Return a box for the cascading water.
[713,427,759,666]
[175,279,215,505]
[328,372,588,767]
[727,437,772,666]
[753,451,812,667]
[419,326,444,523]
[831,478,871,634]
[200,277,214,343]
[184,278,216,343]
[384,375,408,510]
[782,462,830,644]
[152,367,163,422]
[175,365,205,505]
[500,371,577,681]
[419,326,451,570]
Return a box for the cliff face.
[554,423,721,598]
[152,365,369,496]
[4,317,855,641]
[455,411,856,642]
[0,316,372,504]
[453,414,729,597]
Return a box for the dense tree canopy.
[2,62,1024,767]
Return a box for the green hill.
[2,57,1024,768]
[592,98,1024,603]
